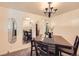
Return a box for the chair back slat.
[73,35,79,55]
[74,36,78,46]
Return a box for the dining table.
[34,35,72,56]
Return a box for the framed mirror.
[8,18,17,44]
[23,18,32,44]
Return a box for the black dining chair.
[30,39,56,56]
[30,39,38,56]
[58,35,79,56]
[36,41,49,56]
[35,41,56,56]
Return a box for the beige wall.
[50,9,79,55]
[0,7,9,55]
[50,9,79,45]
[0,7,47,55]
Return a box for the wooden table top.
[36,35,72,46]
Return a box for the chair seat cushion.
[59,48,74,55]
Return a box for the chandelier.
[44,2,57,18]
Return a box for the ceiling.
[0,2,79,17]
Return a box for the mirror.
[23,18,32,44]
[8,18,17,44]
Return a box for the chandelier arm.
[44,2,57,18]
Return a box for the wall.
[49,9,79,55]
[50,9,79,45]
[0,7,9,55]
[0,7,47,55]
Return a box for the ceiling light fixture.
[44,2,58,18]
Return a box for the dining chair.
[36,41,49,56]
[35,41,56,56]
[58,35,79,56]
[30,39,38,56]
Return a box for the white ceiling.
[0,2,79,16]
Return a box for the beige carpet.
[4,47,36,56]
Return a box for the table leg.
[55,46,60,56]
